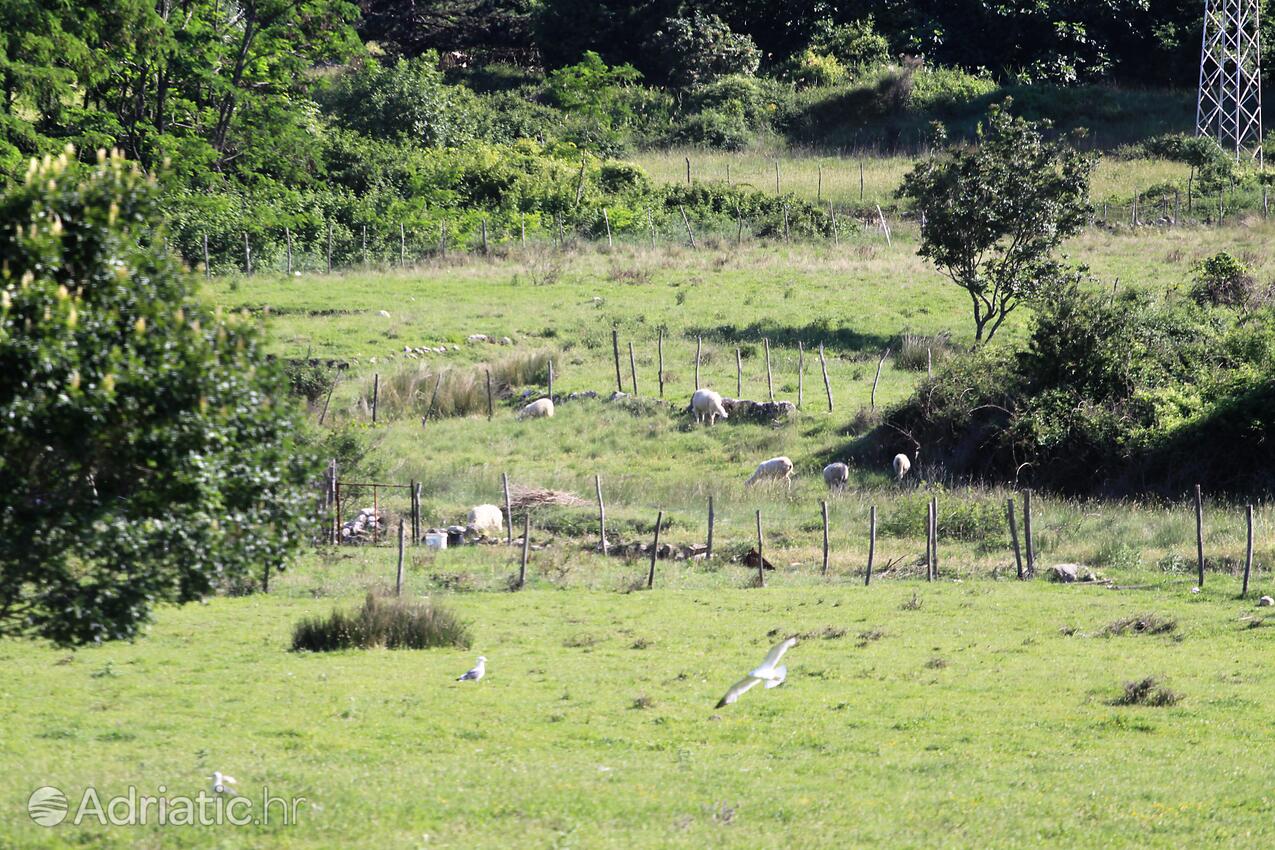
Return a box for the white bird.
[211,771,238,795]
[456,656,486,682]
[715,637,797,708]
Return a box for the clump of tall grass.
[1109,676,1180,707]
[364,350,553,420]
[893,331,954,372]
[291,593,472,652]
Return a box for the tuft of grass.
[290,593,471,652]
[370,350,554,421]
[1100,613,1177,637]
[631,694,655,710]
[900,592,923,611]
[1109,676,1181,707]
[893,331,954,372]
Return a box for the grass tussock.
[291,594,472,652]
[1100,613,1177,637]
[894,331,954,372]
[367,350,553,420]
[1109,676,1181,707]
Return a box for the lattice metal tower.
[1197,0,1264,163]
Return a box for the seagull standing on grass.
[715,637,797,708]
[211,772,238,795]
[456,656,486,682]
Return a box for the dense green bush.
[292,594,472,652]
[1191,252,1270,311]
[810,18,890,71]
[643,12,761,89]
[0,152,317,645]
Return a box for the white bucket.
[424,532,448,550]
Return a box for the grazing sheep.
[745,456,794,487]
[892,453,912,481]
[823,462,849,489]
[517,397,554,420]
[690,388,729,425]
[467,504,505,536]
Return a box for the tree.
[897,102,1096,343]
[0,150,317,645]
[642,12,760,89]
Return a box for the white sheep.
[467,504,505,536]
[690,388,729,425]
[823,462,849,489]
[517,397,554,419]
[745,456,794,487]
[892,453,912,481]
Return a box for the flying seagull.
[715,637,797,708]
[211,771,238,795]
[457,656,486,682]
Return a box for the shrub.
[688,76,769,126]
[291,594,472,652]
[787,51,848,88]
[666,110,754,150]
[545,51,643,128]
[319,54,480,147]
[811,18,890,71]
[643,12,761,89]
[1191,252,1269,310]
[911,67,998,112]
[283,360,339,404]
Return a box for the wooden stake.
[685,156,691,185]
[520,213,526,245]
[440,220,447,258]
[326,222,333,274]
[706,495,715,560]
[595,475,607,555]
[647,207,655,250]
[481,219,489,255]
[485,368,494,420]
[547,359,554,400]
[930,495,939,580]
[371,373,379,423]
[774,159,780,194]
[1023,489,1036,578]
[657,330,665,398]
[318,379,335,426]
[755,510,766,587]
[735,347,742,397]
[865,505,876,585]
[927,347,932,379]
[648,511,663,589]
[679,205,696,249]
[818,342,833,412]
[519,513,530,589]
[783,205,790,243]
[876,205,891,246]
[1195,484,1205,587]
[764,337,774,401]
[820,499,830,576]
[925,498,934,582]
[203,233,210,278]
[502,472,513,545]
[628,340,638,395]
[400,223,406,266]
[243,232,251,276]
[612,328,623,393]
[797,341,804,409]
[817,163,822,202]
[413,482,422,545]
[1242,504,1254,597]
[603,208,613,248]
[829,202,839,245]
[859,161,865,201]
[871,348,890,410]
[1008,498,1023,580]
[395,518,405,596]
[695,335,702,390]
[362,224,367,266]
[285,226,293,275]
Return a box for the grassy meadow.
[6,221,1275,848]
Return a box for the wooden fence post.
[285,226,293,275]
[595,475,607,555]
[685,156,691,185]
[876,205,891,246]
[695,335,702,390]
[647,207,656,250]
[628,341,639,396]
[502,472,513,546]
[706,495,715,560]
[755,510,766,588]
[603,208,613,248]
[764,337,774,401]
[519,513,530,589]
[485,369,494,420]
[1008,498,1023,579]
[362,224,367,266]
[679,205,696,249]
[736,207,744,246]
[925,498,934,582]
[930,495,939,580]
[797,341,805,410]
[612,328,623,393]
[413,482,422,545]
[481,219,489,256]
[243,232,251,276]
[547,359,554,400]
[203,233,210,278]
[439,221,448,258]
[871,348,890,410]
[783,205,791,243]
[326,222,333,274]
[400,223,406,266]
[1024,489,1036,578]
[1195,484,1205,587]
[818,342,833,412]
[774,159,780,194]
[371,373,380,424]
[520,213,526,246]
[396,518,405,596]
[1243,504,1254,597]
[865,505,876,586]
[859,161,865,201]
[657,330,665,398]
[647,511,663,589]
[820,499,830,576]
[817,162,823,202]
[735,347,743,397]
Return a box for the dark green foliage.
[291,594,472,652]
[1191,253,1270,311]
[810,18,891,70]
[0,154,317,645]
[898,101,1096,343]
[642,12,761,89]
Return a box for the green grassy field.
[6,223,1275,848]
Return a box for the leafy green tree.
[0,150,317,645]
[320,53,479,146]
[545,51,642,127]
[898,102,1096,343]
[642,12,760,89]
